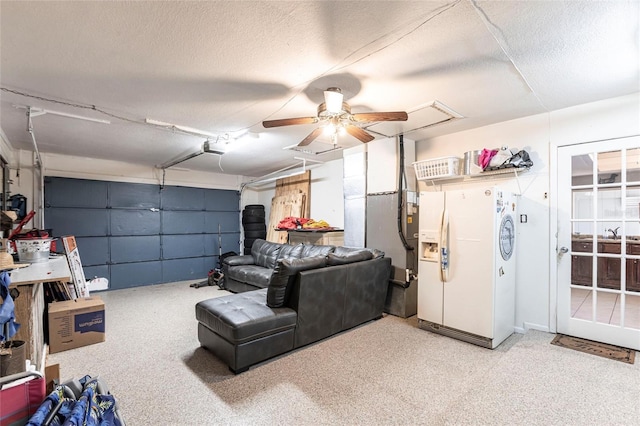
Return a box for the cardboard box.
[48,296,105,354]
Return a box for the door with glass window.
[558,136,640,349]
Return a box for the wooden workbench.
[8,256,71,370]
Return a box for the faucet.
[607,227,620,239]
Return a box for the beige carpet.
[47,281,640,425]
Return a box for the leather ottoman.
[195,288,297,373]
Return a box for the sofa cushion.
[327,249,374,266]
[368,248,385,259]
[277,243,304,261]
[267,256,327,308]
[333,246,385,259]
[300,244,335,258]
[226,264,272,288]
[196,289,297,344]
[251,239,282,269]
[223,254,255,266]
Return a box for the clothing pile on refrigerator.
[26,375,125,426]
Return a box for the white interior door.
[557,136,640,350]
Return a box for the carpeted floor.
[47,281,640,425]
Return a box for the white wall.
[308,159,344,227]
[416,92,640,334]
[43,152,243,189]
[246,158,345,229]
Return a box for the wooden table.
[287,229,345,246]
[8,256,71,370]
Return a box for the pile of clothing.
[276,217,332,230]
[479,147,533,171]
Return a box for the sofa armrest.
[342,257,391,329]
[267,256,326,308]
[287,266,347,348]
[223,255,255,266]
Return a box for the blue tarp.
[27,376,123,426]
[0,271,20,341]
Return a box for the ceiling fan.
[262,87,408,146]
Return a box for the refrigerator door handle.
[440,209,450,282]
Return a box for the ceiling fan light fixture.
[262,86,405,147]
[323,122,336,136]
[324,87,344,114]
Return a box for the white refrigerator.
[417,186,517,349]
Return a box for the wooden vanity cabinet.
[598,242,621,290]
[625,243,640,292]
[571,241,593,287]
[571,240,640,292]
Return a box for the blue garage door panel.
[204,211,239,232]
[205,189,239,211]
[162,211,205,234]
[111,210,160,235]
[205,233,240,255]
[84,265,109,283]
[162,234,205,259]
[109,182,160,209]
[111,236,161,263]
[75,237,109,266]
[222,233,241,253]
[163,257,209,282]
[45,208,109,237]
[111,261,162,289]
[44,177,108,208]
[162,186,204,211]
[45,177,241,291]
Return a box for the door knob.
[559,246,569,258]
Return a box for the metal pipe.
[241,161,309,189]
[397,134,414,251]
[26,108,45,228]
[26,108,43,168]
[243,168,308,188]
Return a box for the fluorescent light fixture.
[13,105,110,124]
[145,118,217,138]
[324,87,344,113]
[157,140,227,169]
[293,156,324,164]
[230,130,260,140]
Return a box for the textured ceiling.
[1,1,638,177]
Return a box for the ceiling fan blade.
[262,117,317,128]
[298,127,324,146]
[345,125,375,143]
[352,111,408,122]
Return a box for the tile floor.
[571,287,640,328]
